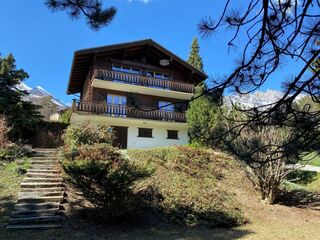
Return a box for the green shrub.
[62,143,153,219]
[0,144,34,162]
[63,123,113,148]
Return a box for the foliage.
[45,0,116,31]
[187,37,204,72]
[0,144,34,162]
[60,108,72,124]
[62,123,113,148]
[31,121,67,148]
[186,84,221,147]
[225,125,300,204]
[198,1,320,162]
[62,143,153,219]
[128,146,246,227]
[0,54,42,141]
[0,115,10,149]
[286,170,318,185]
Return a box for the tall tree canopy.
[197,0,320,158]
[0,54,42,140]
[187,37,204,72]
[45,0,116,30]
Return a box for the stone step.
[26,172,62,178]
[34,148,58,152]
[20,187,64,192]
[30,160,59,164]
[7,223,62,229]
[30,166,59,171]
[22,177,63,183]
[27,169,61,174]
[9,215,62,225]
[18,196,64,204]
[14,202,60,211]
[20,182,63,188]
[19,191,63,198]
[34,155,58,158]
[31,154,59,159]
[11,208,60,218]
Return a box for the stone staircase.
[7,149,65,229]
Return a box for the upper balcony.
[91,68,195,100]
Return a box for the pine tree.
[0,54,42,140]
[187,37,204,72]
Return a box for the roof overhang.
[67,39,208,95]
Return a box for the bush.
[63,123,113,148]
[62,143,153,219]
[0,144,34,162]
[31,122,68,148]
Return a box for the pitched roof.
[67,39,207,94]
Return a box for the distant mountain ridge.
[224,89,305,108]
[16,83,67,110]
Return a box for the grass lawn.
[1,147,320,240]
[0,159,29,227]
[301,152,320,167]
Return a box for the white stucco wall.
[127,125,188,149]
[71,113,189,149]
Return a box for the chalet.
[67,39,207,148]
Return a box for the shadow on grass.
[277,189,320,210]
[64,206,253,240]
[0,195,15,227]
[62,185,253,240]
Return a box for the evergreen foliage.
[60,109,72,124]
[186,84,220,147]
[0,54,42,140]
[187,37,204,72]
[45,0,116,30]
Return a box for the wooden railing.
[74,100,186,122]
[92,68,195,94]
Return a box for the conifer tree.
[0,54,42,140]
[187,37,204,72]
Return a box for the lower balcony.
[72,100,186,123]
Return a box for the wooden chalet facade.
[67,39,207,148]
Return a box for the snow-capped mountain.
[224,89,305,108]
[16,83,67,110]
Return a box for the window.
[112,65,140,75]
[106,94,127,117]
[138,128,153,138]
[167,130,178,139]
[107,94,127,105]
[159,101,174,112]
[147,71,170,80]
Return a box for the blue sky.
[0,0,296,104]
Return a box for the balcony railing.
[92,68,195,94]
[73,100,186,122]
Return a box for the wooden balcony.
[73,100,186,123]
[92,68,195,94]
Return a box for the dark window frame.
[138,128,153,138]
[167,130,179,140]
